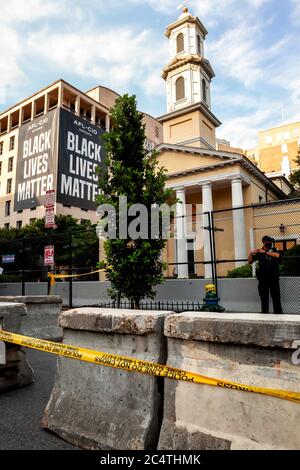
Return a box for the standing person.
[248,235,283,314]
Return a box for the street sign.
[45,207,56,228]
[45,190,56,228]
[44,246,55,266]
[2,255,15,264]
[45,190,55,208]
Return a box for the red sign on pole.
[44,246,55,266]
[45,190,56,228]
[45,190,55,208]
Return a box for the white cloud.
[290,0,300,25]
[0,0,62,23]
[26,27,168,94]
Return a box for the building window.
[17,209,23,214]
[202,79,207,102]
[176,33,184,53]
[16,220,22,230]
[6,179,12,194]
[187,239,196,277]
[81,208,88,212]
[4,223,10,230]
[283,131,290,140]
[5,200,11,217]
[8,157,13,172]
[197,35,201,54]
[9,136,15,151]
[81,219,88,225]
[30,218,36,224]
[274,239,297,255]
[175,77,185,101]
[0,141,3,155]
[281,143,288,154]
[0,161,2,176]
[293,128,299,137]
[155,126,160,139]
[30,206,36,211]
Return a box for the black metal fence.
[0,198,299,312]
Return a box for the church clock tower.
[159,7,221,149]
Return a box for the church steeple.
[158,8,221,150]
[162,7,215,113]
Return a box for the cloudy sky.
[0,0,299,148]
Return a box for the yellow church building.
[156,8,290,279]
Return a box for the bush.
[0,274,22,283]
[281,245,300,276]
[226,264,253,278]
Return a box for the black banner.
[57,108,105,210]
[14,109,58,211]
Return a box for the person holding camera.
[248,235,283,314]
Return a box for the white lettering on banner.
[69,155,98,182]
[66,131,101,161]
[17,175,53,201]
[23,131,51,158]
[61,174,99,201]
[23,154,48,178]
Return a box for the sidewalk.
[0,348,77,450]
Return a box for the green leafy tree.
[97,94,172,308]
[290,147,300,197]
[0,216,99,281]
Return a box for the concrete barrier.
[0,296,63,340]
[159,312,300,450]
[43,308,174,450]
[0,302,34,392]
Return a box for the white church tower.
[159,7,221,149]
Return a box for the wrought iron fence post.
[69,231,73,308]
[47,229,51,296]
[211,210,218,296]
[22,238,26,296]
[207,211,215,286]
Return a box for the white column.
[176,187,188,279]
[58,85,63,108]
[105,114,110,132]
[75,96,80,116]
[231,178,247,267]
[91,105,96,124]
[31,101,36,120]
[202,183,213,279]
[44,93,49,114]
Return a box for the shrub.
[226,264,253,278]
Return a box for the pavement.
[0,348,77,450]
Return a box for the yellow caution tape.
[48,269,105,286]
[1,330,300,404]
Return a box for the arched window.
[176,77,185,101]
[176,33,184,53]
[197,35,201,54]
[202,79,207,102]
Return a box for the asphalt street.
[0,348,77,450]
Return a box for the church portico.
[165,171,250,279]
